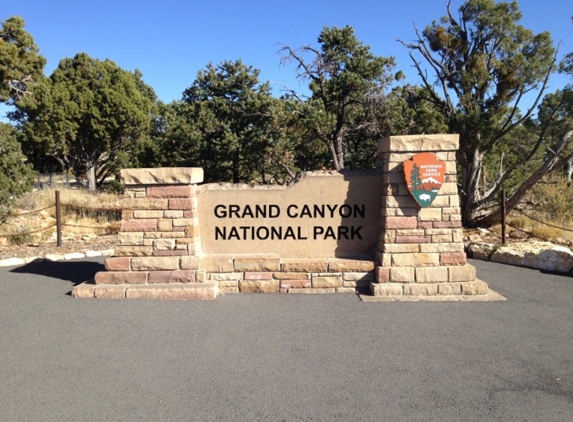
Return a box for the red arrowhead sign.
[403,152,446,207]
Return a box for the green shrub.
[0,123,34,222]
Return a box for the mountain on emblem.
[403,152,446,207]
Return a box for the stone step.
[72,282,218,300]
[369,280,489,297]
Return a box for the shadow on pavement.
[10,259,104,285]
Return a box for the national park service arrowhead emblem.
[403,153,446,207]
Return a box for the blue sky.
[1,0,571,107]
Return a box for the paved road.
[1,258,572,421]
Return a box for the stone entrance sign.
[198,171,383,258]
[72,134,497,301]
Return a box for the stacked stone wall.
[73,134,491,300]
[73,168,216,300]
[203,255,374,294]
[372,135,488,298]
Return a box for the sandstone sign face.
[403,152,446,207]
[198,171,383,258]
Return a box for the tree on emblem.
[410,163,422,189]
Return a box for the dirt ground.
[0,234,118,260]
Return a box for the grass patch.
[0,188,122,245]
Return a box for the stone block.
[287,288,336,294]
[342,279,370,288]
[391,253,440,267]
[133,210,164,219]
[378,134,459,153]
[336,287,358,294]
[439,182,459,195]
[281,259,327,272]
[234,256,281,272]
[440,252,467,266]
[376,267,390,282]
[184,225,198,237]
[164,210,184,218]
[71,282,95,298]
[144,232,162,239]
[393,207,419,217]
[384,216,418,229]
[433,221,463,229]
[280,279,312,289]
[125,283,217,300]
[118,232,144,245]
[104,257,131,271]
[209,272,243,281]
[312,275,343,288]
[168,198,194,210]
[448,264,477,282]
[122,198,168,210]
[94,286,126,299]
[395,235,432,244]
[218,280,240,294]
[327,259,375,272]
[452,229,464,242]
[382,244,420,253]
[418,208,443,222]
[432,234,454,243]
[404,283,439,296]
[396,229,425,236]
[148,270,196,284]
[342,272,374,282]
[147,185,193,198]
[378,253,392,267]
[387,152,415,163]
[429,195,450,207]
[461,280,489,295]
[438,283,461,295]
[94,271,147,285]
[272,272,310,280]
[175,237,196,245]
[173,218,195,227]
[490,242,573,273]
[196,269,206,282]
[420,243,464,253]
[152,250,187,256]
[200,255,235,273]
[120,219,158,232]
[121,167,204,186]
[154,239,176,250]
[370,283,404,296]
[244,272,274,280]
[415,266,449,283]
[389,267,415,282]
[131,256,180,271]
[239,280,280,293]
[180,256,201,270]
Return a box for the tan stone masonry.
[72,134,493,300]
[371,134,489,298]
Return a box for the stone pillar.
[73,168,217,300]
[372,135,489,298]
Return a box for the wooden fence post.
[55,190,62,247]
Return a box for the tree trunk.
[461,149,484,227]
[87,165,97,192]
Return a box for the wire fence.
[515,210,573,233]
[0,191,121,245]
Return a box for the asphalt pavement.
[1,258,572,421]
